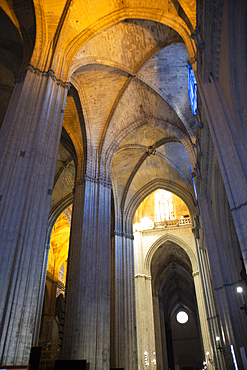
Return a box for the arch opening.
[133,189,205,370]
[151,241,203,370]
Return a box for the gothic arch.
[124,179,196,228]
[107,117,196,170]
[30,0,49,71]
[144,232,198,276]
[45,192,73,246]
[64,8,195,80]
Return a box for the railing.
[133,218,191,232]
[154,218,191,228]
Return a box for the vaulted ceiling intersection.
[70,19,196,213]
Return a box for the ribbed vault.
[151,241,196,318]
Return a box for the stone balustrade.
[154,217,191,229]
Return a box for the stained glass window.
[154,190,174,221]
[188,62,197,117]
[190,165,197,200]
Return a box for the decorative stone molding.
[194,159,202,181]
[146,146,156,156]
[14,69,27,84]
[231,199,247,213]
[76,174,112,189]
[15,64,70,89]
[209,0,224,79]
[134,273,151,280]
[214,280,244,291]
[191,27,205,52]
[196,107,204,129]
[192,226,200,240]
[113,230,134,240]
[192,270,199,277]
[188,55,197,66]
[198,0,224,79]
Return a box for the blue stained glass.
[190,165,197,200]
[188,62,197,116]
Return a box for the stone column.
[196,244,225,370]
[110,232,124,368]
[198,77,247,271]
[192,268,214,370]
[199,195,247,370]
[152,295,166,370]
[110,201,138,370]
[0,65,69,365]
[33,243,51,346]
[61,173,111,370]
[134,231,156,370]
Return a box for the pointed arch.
[144,232,198,275]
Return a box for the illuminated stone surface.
[0,1,247,370]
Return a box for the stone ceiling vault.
[0,1,197,231]
[69,19,197,216]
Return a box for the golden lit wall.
[133,189,189,224]
[47,212,70,283]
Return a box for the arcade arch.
[133,190,211,370]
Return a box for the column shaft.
[0,67,68,365]
[199,195,247,369]
[111,229,138,369]
[198,77,247,270]
[61,176,111,370]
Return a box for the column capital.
[75,174,112,189]
[14,64,70,90]
[113,230,134,240]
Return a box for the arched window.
[188,62,197,117]
[154,190,174,221]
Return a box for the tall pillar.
[0,65,69,365]
[199,195,247,370]
[134,231,156,370]
[195,240,225,370]
[192,268,214,370]
[111,229,138,370]
[33,243,51,346]
[61,172,111,370]
[198,77,247,271]
[152,295,166,370]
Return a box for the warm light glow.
[206,351,210,356]
[48,211,71,283]
[237,287,243,293]
[154,189,174,221]
[133,222,142,232]
[133,217,154,231]
[176,311,188,324]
